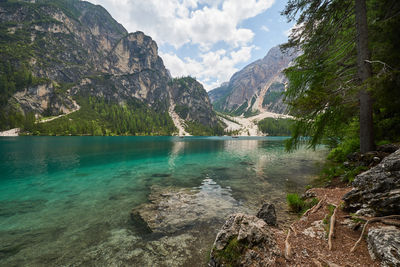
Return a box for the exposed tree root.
[351,215,400,252]
[290,225,297,236]
[304,195,326,217]
[284,229,292,260]
[328,205,337,250]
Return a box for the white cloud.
[160,46,255,90]
[261,25,270,32]
[90,0,274,49]
[88,0,275,90]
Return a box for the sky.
[87,0,294,91]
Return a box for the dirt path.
[38,99,80,123]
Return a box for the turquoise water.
[0,136,326,266]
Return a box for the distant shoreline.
[0,128,20,137]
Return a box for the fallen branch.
[312,195,326,214]
[304,195,326,217]
[351,215,400,252]
[285,229,292,260]
[328,205,338,250]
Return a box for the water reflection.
[168,140,185,169]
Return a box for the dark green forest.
[257,118,293,136]
[23,97,177,136]
[282,0,400,159]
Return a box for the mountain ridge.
[0,0,221,135]
[209,45,299,117]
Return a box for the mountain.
[209,46,298,116]
[0,0,221,135]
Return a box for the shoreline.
[0,128,20,137]
[209,145,400,266]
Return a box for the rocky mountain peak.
[209,45,299,116]
[0,0,219,135]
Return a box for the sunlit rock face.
[1,1,217,127]
[209,46,299,115]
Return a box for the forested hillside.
[0,0,220,136]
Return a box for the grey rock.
[1,1,218,129]
[373,156,381,164]
[209,213,280,267]
[343,149,400,216]
[209,46,300,115]
[256,203,277,226]
[367,226,400,267]
[302,189,317,199]
[355,208,376,217]
[377,144,400,154]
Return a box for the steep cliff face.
[0,0,217,133]
[169,77,217,126]
[209,46,298,116]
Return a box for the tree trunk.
[355,0,375,153]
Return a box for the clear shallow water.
[0,136,326,266]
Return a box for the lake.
[0,136,326,266]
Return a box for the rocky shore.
[209,146,400,266]
[0,128,20,137]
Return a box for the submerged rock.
[367,226,400,267]
[130,180,245,234]
[256,203,277,226]
[209,213,280,267]
[343,149,400,216]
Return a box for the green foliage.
[212,93,230,112]
[30,97,177,136]
[321,161,368,184]
[257,118,293,136]
[262,91,283,107]
[262,83,285,107]
[174,105,189,119]
[213,237,244,266]
[321,164,346,182]
[36,0,82,22]
[328,137,360,162]
[282,0,400,152]
[231,102,248,116]
[210,84,232,112]
[216,112,238,124]
[343,166,368,183]
[184,120,224,136]
[286,193,318,214]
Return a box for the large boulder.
[343,149,400,216]
[367,226,400,267]
[209,213,280,267]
